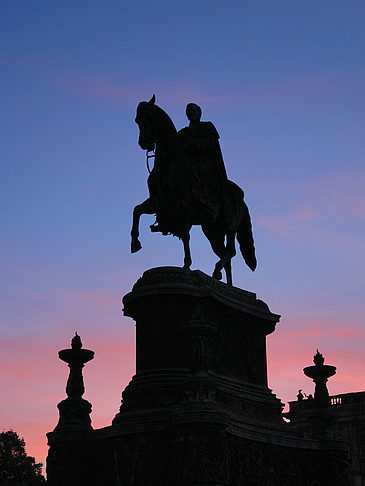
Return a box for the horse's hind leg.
[203,225,236,284]
[201,224,226,281]
[131,198,155,253]
[215,233,236,285]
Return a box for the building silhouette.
[46,267,362,485]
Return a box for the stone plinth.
[125,267,279,381]
[113,266,283,426]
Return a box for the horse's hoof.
[213,269,223,280]
[131,239,142,253]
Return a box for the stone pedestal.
[46,267,351,486]
[108,268,349,485]
[113,266,283,427]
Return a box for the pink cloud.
[309,172,365,219]
[65,70,365,107]
[5,53,365,110]
[258,216,291,238]
[64,288,118,306]
[267,315,365,401]
[258,171,365,253]
[333,328,365,338]
[2,258,133,287]
[295,206,318,221]
[285,324,324,339]
[66,76,223,106]
[71,80,145,102]
[258,204,320,240]
[1,275,137,340]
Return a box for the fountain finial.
[71,332,82,349]
[304,350,336,407]
[55,334,94,431]
[313,349,325,366]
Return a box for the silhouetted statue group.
[131,95,256,285]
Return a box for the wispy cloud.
[67,77,223,106]
[234,71,365,103]
[69,79,146,103]
[65,70,365,107]
[259,204,318,239]
[309,172,365,219]
[5,53,365,108]
[258,171,365,248]
[268,318,365,406]
[333,328,365,338]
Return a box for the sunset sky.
[1,0,365,470]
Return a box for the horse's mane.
[154,104,177,135]
[138,101,177,137]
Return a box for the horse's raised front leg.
[131,198,155,253]
[182,227,192,269]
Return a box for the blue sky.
[1,0,365,467]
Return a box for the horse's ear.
[149,94,156,105]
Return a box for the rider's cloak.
[177,121,228,224]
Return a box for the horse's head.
[135,94,157,151]
[135,95,177,152]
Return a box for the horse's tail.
[236,200,257,271]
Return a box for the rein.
[146,147,155,174]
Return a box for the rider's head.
[186,103,202,123]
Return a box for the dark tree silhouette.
[0,430,46,485]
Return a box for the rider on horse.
[132,95,256,283]
[177,103,228,225]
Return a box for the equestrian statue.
[130,95,256,285]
